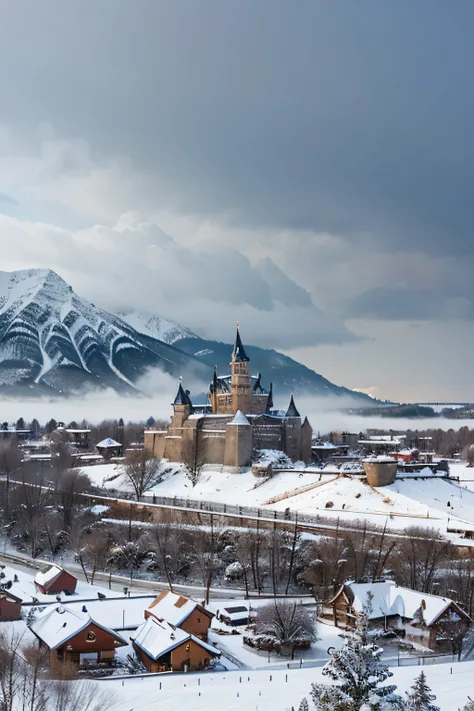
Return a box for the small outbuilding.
[146,590,214,640]
[96,438,123,459]
[31,604,127,671]
[218,605,250,626]
[0,589,22,621]
[34,565,77,595]
[132,616,220,673]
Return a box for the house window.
[197,617,202,623]
[86,631,96,642]
[185,644,190,652]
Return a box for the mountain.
[0,268,210,396]
[0,268,371,403]
[118,310,196,345]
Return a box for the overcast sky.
[0,1,473,402]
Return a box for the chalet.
[146,591,214,640]
[132,615,220,673]
[34,566,77,595]
[0,589,22,621]
[30,604,127,670]
[321,580,471,654]
[96,438,123,460]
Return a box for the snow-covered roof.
[345,581,468,627]
[147,590,208,626]
[34,565,64,588]
[59,596,155,630]
[132,616,219,661]
[96,438,122,448]
[31,604,127,649]
[228,410,250,426]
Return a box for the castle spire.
[266,382,274,411]
[285,394,300,418]
[173,378,192,407]
[212,365,218,392]
[232,322,249,363]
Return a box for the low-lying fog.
[0,370,470,433]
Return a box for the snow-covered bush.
[224,561,244,581]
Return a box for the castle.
[144,326,312,468]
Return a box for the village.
[1,333,474,709]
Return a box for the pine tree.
[311,594,406,711]
[405,672,439,711]
[298,699,309,711]
[463,701,474,711]
[146,416,156,427]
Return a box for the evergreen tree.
[463,701,474,711]
[146,416,156,427]
[45,418,57,434]
[298,699,309,711]
[311,594,406,711]
[405,672,439,711]
[15,417,25,431]
[30,418,41,438]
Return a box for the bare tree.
[122,449,160,500]
[152,522,177,592]
[255,600,317,657]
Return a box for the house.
[30,604,127,670]
[321,580,471,654]
[65,428,91,449]
[34,565,77,595]
[132,615,220,673]
[96,438,123,459]
[144,325,313,468]
[0,589,22,621]
[145,590,214,640]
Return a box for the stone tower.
[230,325,252,414]
[224,410,253,467]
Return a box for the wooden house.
[145,591,214,640]
[34,565,77,595]
[321,580,471,654]
[132,615,220,673]
[31,604,127,671]
[0,589,22,621]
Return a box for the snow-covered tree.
[311,594,406,711]
[463,701,474,711]
[298,699,309,711]
[405,672,439,711]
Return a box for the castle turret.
[224,410,252,468]
[230,325,252,414]
[170,379,193,429]
[283,394,302,461]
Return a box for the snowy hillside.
[118,309,197,345]
[0,268,209,396]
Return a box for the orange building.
[132,616,220,673]
[146,591,214,641]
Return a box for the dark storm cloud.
[0,1,473,256]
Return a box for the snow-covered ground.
[81,461,474,539]
[99,660,474,711]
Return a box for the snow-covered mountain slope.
[0,268,209,396]
[118,310,196,345]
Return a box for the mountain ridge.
[0,268,371,402]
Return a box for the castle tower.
[170,379,193,429]
[230,324,252,414]
[283,394,302,462]
[224,410,253,467]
